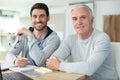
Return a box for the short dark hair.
[30,3,49,16]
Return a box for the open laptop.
[0,64,33,80]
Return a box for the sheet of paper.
[0,60,14,70]
[34,67,52,74]
[9,65,37,72]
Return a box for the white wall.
[95,0,120,31]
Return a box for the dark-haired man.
[6,3,60,67]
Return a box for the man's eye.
[81,16,86,19]
[40,14,45,18]
[32,15,37,18]
[72,18,77,21]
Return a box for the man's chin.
[77,30,84,34]
[35,26,46,31]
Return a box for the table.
[2,67,85,80]
[1,57,85,80]
[33,71,85,80]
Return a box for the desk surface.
[2,69,85,80]
[33,71,85,80]
[1,59,85,80]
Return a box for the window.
[0,17,20,53]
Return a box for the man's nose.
[77,18,82,24]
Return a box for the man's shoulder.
[45,31,61,43]
[92,29,110,42]
[93,29,109,37]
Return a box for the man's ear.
[91,16,94,25]
[47,16,50,21]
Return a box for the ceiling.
[0,0,93,17]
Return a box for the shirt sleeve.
[28,32,60,66]
[6,36,23,64]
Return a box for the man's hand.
[46,55,60,71]
[17,27,32,36]
[14,57,29,67]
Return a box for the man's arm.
[28,32,60,66]
[6,36,23,64]
[46,33,111,76]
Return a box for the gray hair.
[71,4,93,19]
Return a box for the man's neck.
[79,28,93,40]
[34,27,48,39]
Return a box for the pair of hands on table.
[46,55,90,80]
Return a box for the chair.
[111,42,120,80]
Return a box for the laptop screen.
[0,64,33,80]
[0,64,3,80]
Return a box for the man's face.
[31,9,49,31]
[71,7,93,36]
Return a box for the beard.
[34,22,47,31]
[35,25,46,31]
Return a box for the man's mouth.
[77,25,84,29]
[36,23,42,26]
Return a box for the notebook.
[0,64,33,80]
[9,65,37,72]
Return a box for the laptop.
[0,64,33,80]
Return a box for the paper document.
[9,65,37,72]
[34,67,52,74]
[0,60,14,70]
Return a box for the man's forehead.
[71,6,89,12]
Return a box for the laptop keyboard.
[2,73,16,80]
[2,72,33,80]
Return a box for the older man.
[46,4,118,80]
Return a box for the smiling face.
[71,6,94,39]
[31,9,49,31]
